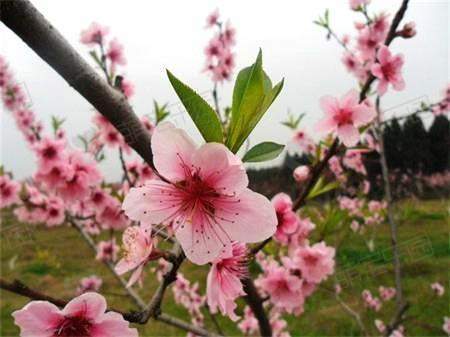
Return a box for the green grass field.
[1,199,448,336]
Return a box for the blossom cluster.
[203,9,237,83]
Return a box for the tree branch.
[242,278,272,337]
[0,0,155,169]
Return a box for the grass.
[1,199,448,336]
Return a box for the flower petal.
[175,210,232,265]
[122,181,182,226]
[215,188,277,243]
[151,122,197,182]
[91,311,138,337]
[192,142,248,194]
[12,301,62,337]
[337,124,360,147]
[319,95,339,115]
[62,292,106,320]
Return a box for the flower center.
[54,315,92,337]
[43,145,57,159]
[381,62,395,80]
[333,109,353,126]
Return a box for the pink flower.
[375,319,386,333]
[115,225,153,287]
[443,317,450,336]
[12,292,137,337]
[33,137,66,172]
[431,282,445,297]
[106,38,126,68]
[207,243,247,321]
[257,264,304,314]
[77,276,103,295]
[292,130,315,154]
[204,37,224,60]
[271,193,299,244]
[291,241,335,283]
[371,46,405,96]
[80,22,109,45]
[45,196,65,227]
[57,151,102,202]
[238,306,259,335]
[121,78,135,98]
[293,166,310,183]
[379,286,396,301]
[205,9,220,28]
[122,122,277,265]
[96,239,119,262]
[350,0,370,10]
[223,21,236,46]
[0,175,20,208]
[316,90,376,147]
[96,197,128,230]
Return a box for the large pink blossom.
[291,241,335,284]
[115,225,154,287]
[207,243,247,321]
[316,89,375,147]
[12,292,137,337]
[122,122,277,265]
[371,46,405,96]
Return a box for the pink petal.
[122,181,181,226]
[337,124,360,147]
[340,89,359,109]
[151,122,197,182]
[12,301,62,337]
[126,265,144,287]
[175,210,232,265]
[215,188,277,244]
[377,45,390,64]
[271,193,292,213]
[191,142,248,194]
[114,258,139,276]
[62,292,106,320]
[91,311,138,337]
[392,76,405,91]
[319,95,339,115]
[352,105,376,127]
[371,64,383,79]
[377,80,388,96]
[315,117,336,134]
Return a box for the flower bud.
[293,165,310,182]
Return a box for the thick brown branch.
[0,278,68,308]
[0,0,155,169]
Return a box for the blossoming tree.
[0,1,448,337]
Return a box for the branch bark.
[0,0,155,169]
[375,97,404,310]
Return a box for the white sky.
[1,0,448,180]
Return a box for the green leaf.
[166,70,223,143]
[307,177,340,200]
[153,100,170,124]
[226,50,284,153]
[242,142,285,163]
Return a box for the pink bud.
[293,165,310,182]
[400,22,416,38]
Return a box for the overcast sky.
[1,0,448,180]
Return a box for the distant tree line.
[248,115,450,199]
